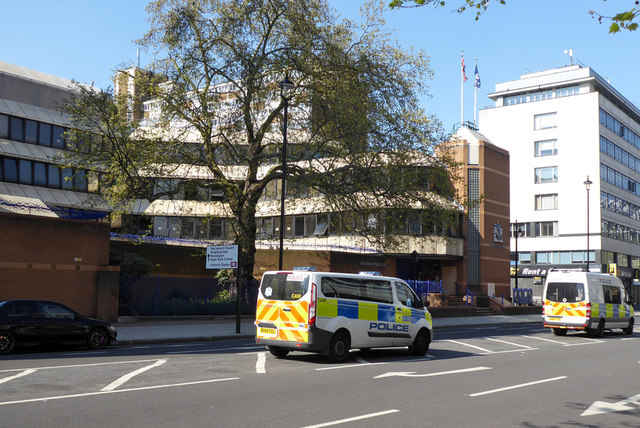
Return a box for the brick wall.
[0,213,119,321]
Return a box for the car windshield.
[545,282,585,302]
[260,273,309,301]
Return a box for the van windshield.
[545,282,585,302]
[260,273,309,301]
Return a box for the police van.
[255,269,432,362]
[542,269,634,337]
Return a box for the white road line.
[256,352,266,374]
[0,369,37,385]
[520,335,565,345]
[564,340,605,347]
[0,378,239,406]
[621,338,636,341]
[61,351,108,356]
[166,346,263,354]
[316,362,389,371]
[299,409,399,428]
[469,376,567,397]
[0,359,164,373]
[478,348,538,355]
[101,359,167,391]
[486,338,535,349]
[444,339,493,354]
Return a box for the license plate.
[547,316,561,320]
[260,327,277,336]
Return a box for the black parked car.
[0,300,117,354]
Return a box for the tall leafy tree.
[64,0,459,287]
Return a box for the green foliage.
[389,0,639,33]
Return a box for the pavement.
[113,314,544,346]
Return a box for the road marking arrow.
[374,366,491,379]
[582,393,640,416]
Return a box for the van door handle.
[282,308,292,312]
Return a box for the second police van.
[542,269,634,337]
[255,269,432,362]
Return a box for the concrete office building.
[480,64,640,299]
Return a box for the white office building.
[480,64,640,298]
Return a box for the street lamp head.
[584,175,592,191]
[280,74,294,100]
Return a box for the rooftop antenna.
[137,49,140,68]
[563,49,574,65]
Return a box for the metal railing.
[406,280,443,296]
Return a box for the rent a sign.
[206,245,238,269]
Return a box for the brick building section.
[0,213,119,321]
[444,128,511,298]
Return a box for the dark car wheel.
[268,346,290,358]
[87,327,110,350]
[624,318,634,335]
[0,330,16,354]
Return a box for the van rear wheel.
[552,328,567,336]
[268,346,290,358]
[589,319,605,338]
[327,331,350,363]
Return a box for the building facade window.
[535,221,558,237]
[535,194,558,210]
[534,166,558,183]
[534,112,557,130]
[534,139,557,157]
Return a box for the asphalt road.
[1,324,639,427]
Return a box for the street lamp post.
[278,75,294,270]
[514,221,524,290]
[584,176,592,272]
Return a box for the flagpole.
[461,50,464,126]
[474,59,477,127]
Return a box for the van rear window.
[260,273,309,301]
[545,282,585,302]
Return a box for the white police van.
[543,269,634,337]
[255,268,433,362]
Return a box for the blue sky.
[1,0,637,132]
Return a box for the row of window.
[522,250,595,265]
[0,155,89,192]
[601,163,640,197]
[510,221,558,238]
[505,86,579,106]
[134,211,463,242]
[600,109,640,150]
[601,191,640,221]
[600,135,640,174]
[0,113,67,149]
[602,219,640,245]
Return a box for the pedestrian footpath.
[114,314,544,346]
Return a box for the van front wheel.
[328,331,350,363]
[409,329,431,356]
[624,318,634,335]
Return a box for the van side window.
[395,282,423,309]
[603,285,621,304]
[321,277,392,304]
